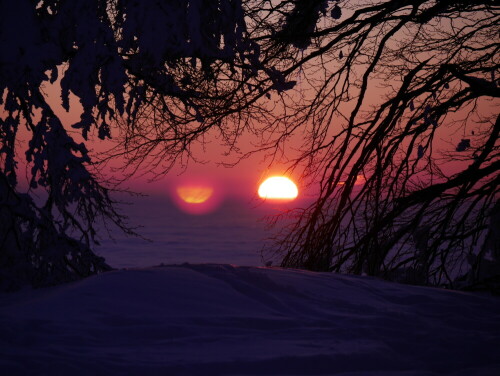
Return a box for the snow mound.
[1,264,499,375]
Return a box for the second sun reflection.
[172,176,299,215]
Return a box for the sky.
[33,68,310,206]
[14,54,493,209]
[15,68,485,212]
[7,1,496,215]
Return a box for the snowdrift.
[1,264,499,375]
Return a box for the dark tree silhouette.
[264,0,499,291]
[1,0,498,291]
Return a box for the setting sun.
[176,186,214,204]
[258,176,298,200]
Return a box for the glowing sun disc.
[177,186,214,204]
[258,176,298,200]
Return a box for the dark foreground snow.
[1,264,499,375]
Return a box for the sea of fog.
[96,195,295,268]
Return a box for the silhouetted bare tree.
[264,0,499,290]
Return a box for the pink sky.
[12,61,491,207]
[35,74,307,202]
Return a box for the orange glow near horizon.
[258,176,298,200]
[176,186,214,204]
[172,180,221,214]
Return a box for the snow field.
[1,264,499,375]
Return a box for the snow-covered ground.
[1,264,499,375]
